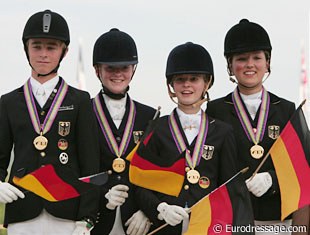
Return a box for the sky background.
[1,0,310,116]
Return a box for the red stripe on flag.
[32,165,80,200]
[131,152,184,176]
[143,131,153,145]
[207,185,233,235]
[280,122,310,207]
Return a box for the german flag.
[269,102,310,220]
[13,165,97,202]
[129,120,185,197]
[185,170,254,235]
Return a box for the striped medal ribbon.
[24,78,68,151]
[169,109,208,184]
[232,87,270,159]
[93,94,136,173]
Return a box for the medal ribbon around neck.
[93,94,136,157]
[168,109,208,169]
[23,78,68,135]
[232,87,270,145]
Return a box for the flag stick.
[249,152,270,181]
[146,167,249,235]
[152,106,161,120]
[147,223,169,235]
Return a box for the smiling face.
[171,74,208,113]
[230,50,269,95]
[27,38,67,83]
[96,64,134,94]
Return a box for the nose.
[183,80,191,87]
[113,68,122,75]
[39,49,48,59]
[246,58,254,68]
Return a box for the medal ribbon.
[168,109,208,169]
[232,87,270,144]
[23,78,68,135]
[93,94,136,157]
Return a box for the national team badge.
[58,139,68,151]
[133,131,144,144]
[268,125,280,140]
[202,145,214,161]
[199,176,210,189]
[58,121,70,137]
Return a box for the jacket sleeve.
[0,96,13,181]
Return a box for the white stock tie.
[35,87,47,108]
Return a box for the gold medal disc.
[250,144,264,159]
[187,169,200,184]
[33,135,48,150]
[112,158,126,173]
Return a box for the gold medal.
[187,169,200,184]
[33,135,48,150]
[250,144,264,159]
[199,176,210,189]
[112,158,126,173]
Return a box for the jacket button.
[40,152,46,157]
[184,185,189,190]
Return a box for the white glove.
[105,184,129,210]
[246,172,272,197]
[71,221,92,235]
[125,210,151,235]
[157,202,189,226]
[0,182,25,204]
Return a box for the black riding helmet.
[93,28,138,66]
[166,42,214,88]
[22,10,70,76]
[224,19,272,57]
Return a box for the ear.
[94,66,100,79]
[204,76,212,91]
[266,61,270,71]
[63,47,69,58]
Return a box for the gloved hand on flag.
[157,202,189,226]
[71,220,93,235]
[246,172,272,197]
[105,184,129,210]
[125,210,151,235]
[0,182,25,204]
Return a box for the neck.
[32,71,57,84]
[177,104,201,114]
[238,84,262,95]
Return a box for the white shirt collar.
[30,76,60,97]
[102,94,127,128]
[30,76,59,108]
[240,90,262,101]
[176,108,201,129]
[240,90,262,120]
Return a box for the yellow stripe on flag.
[126,142,139,162]
[13,175,57,202]
[129,165,183,196]
[270,137,301,220]
[184,196,211,235]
